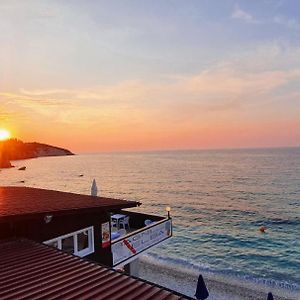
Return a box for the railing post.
[166,206,171,219]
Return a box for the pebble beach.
[138,256,299,300]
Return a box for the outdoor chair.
[144,219,153,226]
[111,220,117,228]
[119,216,130,230]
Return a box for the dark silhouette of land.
[0,139,74,168]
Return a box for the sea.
[1,147,300,293]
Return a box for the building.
[0,186,186,299]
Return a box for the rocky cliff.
[0,139,74,168]
[0,151,12,168]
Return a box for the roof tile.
[0,186,139,218]
[0,239,190,300]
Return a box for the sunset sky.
[1,0,300,152]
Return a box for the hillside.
[0,139,74,168]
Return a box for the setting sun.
[0,129,11,141]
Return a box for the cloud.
[0,111,13,121]
[0,104,23,122]
[231,5,259,24]
[273,15,300,30]
[2,65,299,126]
[0,91,77,126]
[0,91,73,107]
[1,41,300,130]
[231,5,300,31]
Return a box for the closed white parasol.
[91,179,98,196]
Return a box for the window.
[62,236,74,254]
[44,227,94,257]
[77,231,89,251]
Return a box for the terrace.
[108,210,172,267]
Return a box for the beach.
[138,256,299,300]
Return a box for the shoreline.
[138,255,299,300]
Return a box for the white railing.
[111,218,172,266]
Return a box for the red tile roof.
[0,186,140,220]
[0,239,190,300]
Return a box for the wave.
[251,217,300,226]
[141,252,300,292]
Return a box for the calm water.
[1,148,300,291]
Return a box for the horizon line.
[76,145,300,155]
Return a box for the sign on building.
[112,219,172,266]
[101,222,110,248]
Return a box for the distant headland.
[0,139,74,168]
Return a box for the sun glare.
[0,129,11,141]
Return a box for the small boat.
[18,166,26,171]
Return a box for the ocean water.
[1,148,300,292]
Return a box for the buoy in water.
[259,226,267,233]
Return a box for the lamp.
[44,214,53,224]
[166,206,171,218]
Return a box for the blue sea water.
[1,147,300,292]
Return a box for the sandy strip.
[137,256,299,300]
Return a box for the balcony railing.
[111,215,172,267]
